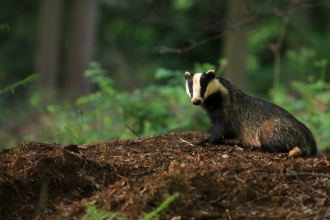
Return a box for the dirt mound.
[0,132,329,219]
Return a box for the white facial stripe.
[192,73,202,100]
[185,81,191,97]
[204,79,228,99]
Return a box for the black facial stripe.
[200,73,209,98]
[187,74,194,98]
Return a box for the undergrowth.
[80,192,179,220]
[1,56,329,151]
[33,62,212,145]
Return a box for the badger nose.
[192,99,202,105]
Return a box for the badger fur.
[185,70,317,158]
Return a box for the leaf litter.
[0,132,329,219]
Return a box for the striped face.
[185,70,226,106]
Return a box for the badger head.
[185,70,228,106]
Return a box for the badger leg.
[218,138,241,145]
[209,122,226,144]
[197,122,226,146]
[259,120,290,154]
[198,122,241,146]
[260,140,288,153]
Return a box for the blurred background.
[0,0,329,150]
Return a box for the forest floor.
[0,132,330,220]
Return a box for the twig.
[303,165,330,172]
[285,196,305,207]
[270,9,294,91]
[179,138,195,146]
[226,209,232,220]
[294,0,330,8]
[99,172,106,206]
[286,172,330,179]
[154,0,273,54]
[250,191,277,202]
[153,0,330,54]
[285,196,313,213]
[125,124,142,140]
[209,193,227,204]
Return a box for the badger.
[185,69,317,158]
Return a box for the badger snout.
[192,98,202,105]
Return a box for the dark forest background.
[1,0,330,149]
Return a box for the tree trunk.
[64,0,98,99]
[221,0,248,91]
[36,0,63,102]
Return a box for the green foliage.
[286,47,316,80]
[314,58,328,82]
[0,74,38,95]
[33,63,208,144]
[81,192,179,220]
[194,62,217,74]
[140,192,180,220]
[173,0,193,10]
[82,204,118,220]
[74,63,209,142]
[57,110,85,145]
[0,24,10,31]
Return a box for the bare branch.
[125,124,142,140]
[154,0,273,54]
[286,172,330,179]
[293,0,330,8]
[154,0,330,54]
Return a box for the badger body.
[185,70,317,157]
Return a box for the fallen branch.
[226,209,232,220]
[303,165,330,172]
[286,172,330,179]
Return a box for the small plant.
[74,63,211,141]
[80,192,179,220]
[140,192,180,220]
[57,110,85,145]
[82,204,118,220]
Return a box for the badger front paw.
[208,136,224,145]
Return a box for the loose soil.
[0,132,329,220]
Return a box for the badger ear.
[205,70,215,79]
[185,71,190,79]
